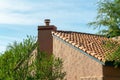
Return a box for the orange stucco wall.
[53,36,103,80]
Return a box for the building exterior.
[38,19,120,80]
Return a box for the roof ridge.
[55,30,106,37]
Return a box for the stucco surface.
[53,36,103,80]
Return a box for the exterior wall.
[103,66,120,80]
[53,36,103,80]
[28,48,37,76]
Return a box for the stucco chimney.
[38,19,57,54]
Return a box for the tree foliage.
[35,51,66,80]
[89,0,120,67]
[89,0,120,37]
[0,36,36,80]
[104,40,120,67]
[0,36,66,80]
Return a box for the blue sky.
[0,0,99,53]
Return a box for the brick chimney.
[38,19,57,54]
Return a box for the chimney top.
[44,19,50,26]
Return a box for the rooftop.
[52,30,118,62]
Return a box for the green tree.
[89,0,120,37]
[0,36,37,80]
[104,40,120,67]
[88,0,120,67]
[34,51,66,80]
[0,36,66,80]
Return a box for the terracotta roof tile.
[52,30,118,62]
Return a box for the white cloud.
[0,0,98,52]
[0,0,32,12]
[0,12,40,25]
[0,0,39,25]
[0,0,97,25]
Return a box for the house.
[38,19,120,80]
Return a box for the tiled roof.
[52,30,116,62]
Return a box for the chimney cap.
[45,19,50,23]
[44,19,50,26]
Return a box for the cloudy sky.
[0,0,99,53]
